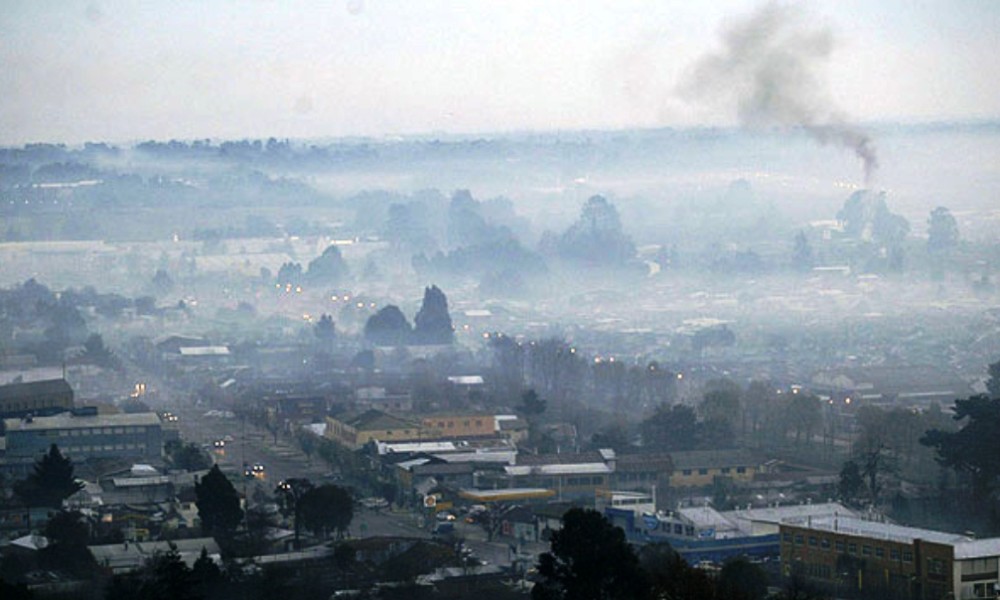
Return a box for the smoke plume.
[681,2,878,184]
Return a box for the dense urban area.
[0,122,998,600]
[3,3,1000,600]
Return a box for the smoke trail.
[680,2,878,184]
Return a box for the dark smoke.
[681,2,878,184]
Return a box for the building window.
[927,558,945,579]
[974,583,996,598]
[593,477,604,485]
[795,534,804,545]
[890,548,900,560]
[682,469,692,476]
[475,420,483,426]
[821,538,831,549]
[875,547,885,558]
[783,532,793,543]
[809,536,818,547]
[698,468,708,475]
[736,467,747,473]
[464,420,470,427]
[862,546,872,556]
[721,467,731,474]
[848,543,857,554]
[902,551,913,563]
[674,524,684,535]
[835,541,845,552]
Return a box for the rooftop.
[506,462,612,476]
[4,411,161,431]
[671,450,757,470]
[792,515,972,547]
[0,378,72,401]
[342,409,419,431]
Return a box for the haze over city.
[1,2,1000,600]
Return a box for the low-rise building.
[504,449,615,501]
[669,450,759,487]
[89,538,220,575]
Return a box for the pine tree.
[194,465,243,540]
[413,285,453,345]
[14,444,83,508]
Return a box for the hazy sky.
[1,0,998,144]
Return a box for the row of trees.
[363,285,454,346]
[195,465,355,549]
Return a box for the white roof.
[112,476,170,488]
[678,506,736,530]
[434,450,517,465]
[505,463,612,476]
[10,534,49,551]
[798,515,971,546]
[725,502,857,526]
[89,538,220,573]
[179,346,230,356]
[377,441,457,455]
[303,422,326,437]
[955,538,1000,560]
[447,375,484,385]
[396,458,432,471]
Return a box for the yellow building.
[325,410,422,450]
[418,414,496,439]
[668,450,758,488]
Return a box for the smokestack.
[680,2,878,185]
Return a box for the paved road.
[165,399,327,499]
[142,387,550,568]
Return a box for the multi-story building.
[781,515,1000,600]
[669,450,759,487]
[3,411,163,462]
[325,410,499,450]
[419,413,495,439]
[0,378,73,418]
[325,410,423,450]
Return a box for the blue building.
[605,501,857,565]
[3,411,163,463]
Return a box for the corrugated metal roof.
[4,411,161,431]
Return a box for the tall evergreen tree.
[921,394,1000,502]
[194,465,243,540]
[413,285,454,345]
[14,444,83,508]
[533,508,648,600]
